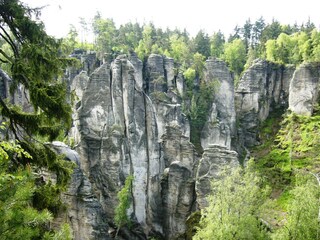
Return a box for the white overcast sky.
[22,0,320,38]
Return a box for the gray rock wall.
[195,144,238,208]
[289,63,320,115]
[67,51,320,240]
[195,58,239,209]
[235,60,294,147]
[201,58,236,149]
[70,54,196,239]
[50,141,110,240]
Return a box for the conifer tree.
[0,0,75,238]
[0,0,75,181]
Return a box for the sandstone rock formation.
[201,58,236,149]
[161,126,197,239]
[64,52,320,240]
[70,53,196,239]
[50,141,110,240]
[235,59,295,147]
[196,58,239,208]
[195,144,238,208]
[289,63,320,115]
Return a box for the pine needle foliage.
[0,0,76,238]
[0,0,76,182]
[0,140,72,239]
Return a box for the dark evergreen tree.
[0,0,75,238]
[193,30,211,58]
[260,19,282,45]
[241,18,252,52]
[252,17,265,49]
[228,25,241,42]
[301,18,316,35]
[210,30,225,58]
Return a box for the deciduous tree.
[194,161,270,240]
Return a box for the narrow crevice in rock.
[143,91,151,230]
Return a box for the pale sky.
[22,0,320,38]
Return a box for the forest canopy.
[64,15,320,79]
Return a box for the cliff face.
[235,60,295,147]
[64,54,320,239]
[201,58,236,149]
[196,58,239,208]
[2,53,320,239]
[289,63,320,115]
[69,53,197,239]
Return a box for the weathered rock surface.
[201,58,236,150]
[70,53,196,239]
[50,141,110,240]
[289,63,320,115]
[235,59,294,147]
[195,59,239,209]
[195,144,238,208]
[161,126,197,239]
[0,68,32,112]
[65,51,320,240]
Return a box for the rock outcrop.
[70,53,196,239]
[196,58,239,208]
[235,60,295,147]
[201,58,236,149]
[50,141,110,240]
[289,63,320,115]
[65,51,320,240]
[195,144,238,208]
[161,126,197,239]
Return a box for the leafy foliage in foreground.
[194,161,270,240]
[194,159,320,240]
[0,0,76,238]
[0,140,72,239]
[272,174,320,240]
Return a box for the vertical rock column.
[201,58,236,149]
[161,126,196,239]
[145,54,196,238]
[196,58,239,209]
[112,55,166,235]
[76,62,121,222]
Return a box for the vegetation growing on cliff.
[114,175,134,235]
[194,161,320,240]
[240,111,320,239]
[193,107,320,238]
